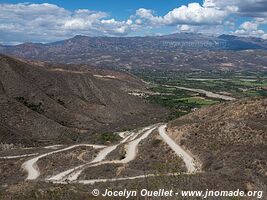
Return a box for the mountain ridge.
[0,55,167,147]
[1,33,267,71]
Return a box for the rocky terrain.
[0,55,167,147]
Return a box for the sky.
[0,0,267,44]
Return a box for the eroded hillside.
[168,97,267,193]
[0,55,167,147]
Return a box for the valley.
[1,0,267,198]
[0,37,266,200]
[132,69,267,120]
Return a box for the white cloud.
[235,28,265,36]
[64,19,91,30]
[203,0,267,17]
[177,24,226,35]
[135,8,163,26]
[163,3,227,25]
[100,18,136,34]
[234,19,267,38]
[0,3,135,44]
[240,21,258,31]
[135,3,228,26]
[135,1,267,38]
[178,24,191,32]
[0,1,266,44]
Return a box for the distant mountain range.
[0,34,267,70]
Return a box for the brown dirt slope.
[0,55,167,147]
[168,97,267,192]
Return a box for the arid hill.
[168,97,267,193]
[0,55,167,147]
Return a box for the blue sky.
[4,0,203,19]
[0,0,267,44]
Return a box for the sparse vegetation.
[97,132,121,144]
[15,96,44,114]
[0,143,16,151]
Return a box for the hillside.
[168,97,267,193]
[0,55,167,147]
[0,97,266,199]
[1,34,267,72]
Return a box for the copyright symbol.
[92,189,100,196]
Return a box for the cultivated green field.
[132,69,267,120]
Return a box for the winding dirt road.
[74,124,200,185]
[18,123,200,184]
[158,124,199,173]
[0,153,39,159]
[22,144,105,180]
[47,125,156,183]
